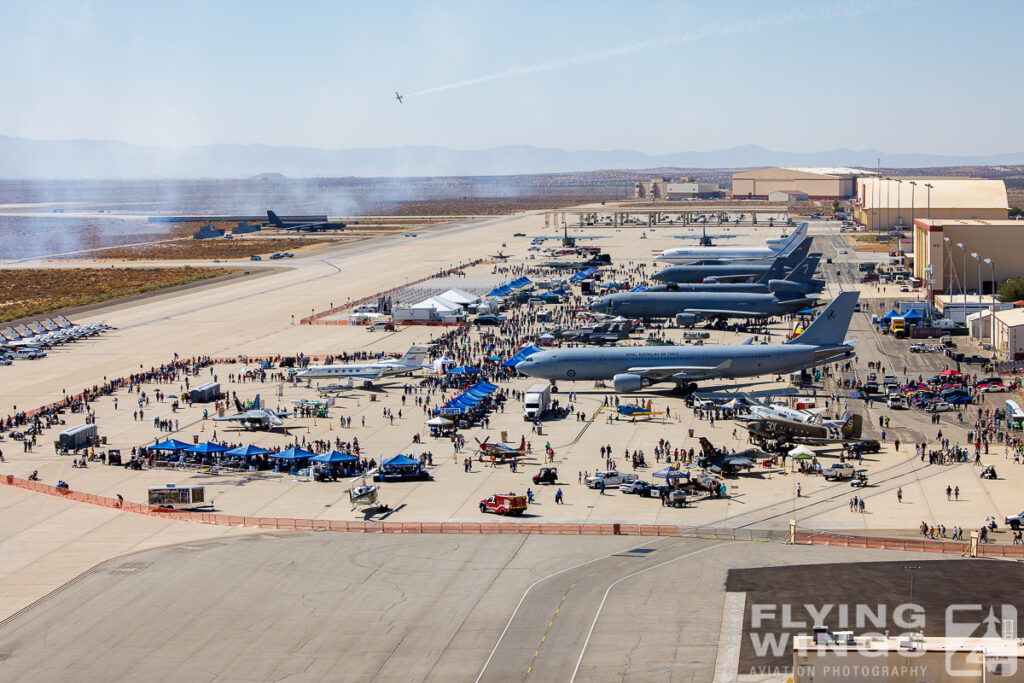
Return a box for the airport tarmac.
[0,529,942,683]
[0,210,1012,665]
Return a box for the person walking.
[897,487,903,504]
[946,485,952,501]
[555,488,563,504]
[955,485,960,501]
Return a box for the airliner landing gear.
[551,384,559,393]
[671,382,698,395]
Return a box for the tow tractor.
[480,494,528,515]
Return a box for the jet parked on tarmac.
[515,291,858,394]
[587,289,816,325]
[646,254,823,295]
[296,346,431,386]
[214,394,293,431]
[655,223,808,264]
[652,238,812,284]
[264,210,347,232]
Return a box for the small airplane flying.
[475,436,527,463]
[296,345,431,386]
[213,394,293,431]
[395,91,403,103]
[264,210,347,232]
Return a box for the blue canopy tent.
[150,439,192,452]
[448,366,481,375]
[310,451,359,464]
[376,454,430,482]
[225,444,272,457]
[569,268,595,282]
[184,441,230,454]
[796,308,816,316]
[487,356,503,362]
[882,308,901,320]
[630,285,647,292]
[653,467,691,480]
[903,309,922,320]
[271,447,316,461]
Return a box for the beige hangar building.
[912,218,1024,294]
[855,177,1008,230]
[731,167,871,199]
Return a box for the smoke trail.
[407,1,911,98]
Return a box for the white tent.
[439,288,480,305]
[412,296,462,312]
[432,356,456,373]
[788,445,816,457]
[426,416,453,426]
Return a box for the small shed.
[189,382,221,403]
[59,424,98,450]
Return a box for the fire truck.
[479,494,528,515]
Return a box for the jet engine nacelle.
[702,277,721,284]
[675,312,703,327]
[612,373,646,393]
[767,279,808,295]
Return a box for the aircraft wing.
[682,308,775,319]
[627,359,732,381]
[214,410,266,422]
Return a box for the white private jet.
[296,345,431,386]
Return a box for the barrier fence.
[6,476,1023,554]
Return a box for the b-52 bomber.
[264,210,347,233]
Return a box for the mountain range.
[2,135,1023,179]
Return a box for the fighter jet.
[515,291,858,394]
[264,210,346,232]
[395,91,403,103]
[647,254,823,296]
[296,345,430,386]
[587,290,816,325]
[214,394,293,431]
[656,223,807,264]
[696,437,764,475]
[653,238,812,284]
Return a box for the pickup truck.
[823,463,856,481]
[585,471,637,489]
[479,494,527,516]
[1005,510,1024,530]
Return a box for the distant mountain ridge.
[2,135,1023,179]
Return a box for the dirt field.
[74,237,339,261]
[0,267,226,322]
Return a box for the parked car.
[824,463,856,481]
[474,315,506,326]
[10,348,45,359]
[962,354,989,365]
[619,479,650,494]
[532,467,558,485]
[927,401,954,413]
[1005,510,1024,530]
[585,471,637,489]
[976,377,1005,392]
[249,255,262,261]
[0,355,12,366]
[479,494,527,516]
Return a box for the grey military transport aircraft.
[515,291,858,394]
[586,289,816,325]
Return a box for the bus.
[148,484,207,510]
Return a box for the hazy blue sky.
[2,0,1019,154]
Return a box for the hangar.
[855,178,1008,230]
[912,218,1024,294]
[731,167,870,200]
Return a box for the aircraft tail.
[266,210,284,227]
[398,345,431,368]
[234,396,244,412]
[787,291,859,346]
[698,436,720,458]
[842,412,863,439]
[518,436,526,451]
[773,223,808,255]
[756,256,787,284]
[784,254,822,283]
[783,238,812,267]
[253,394,261,409]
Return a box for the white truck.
[823,463,856,481]
[586,470,638,489]
[523,383,552,421]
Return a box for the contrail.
[407,1,911,98]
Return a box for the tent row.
[439,381,499,415]
[486,277,532,297]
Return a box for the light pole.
[956,242,967,323]
[925,183,934,220]
[971,252,982,342]
[885,177,891,231]
[906,565,920,608]
[985,257,996,358]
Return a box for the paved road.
[477,537,734,682]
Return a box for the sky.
[1,0,1021,155]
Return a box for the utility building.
[855,178,1008,230]
[731,167,870,200]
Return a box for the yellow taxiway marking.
[588,572,598,577]
[541,635,547,642]
[548,621,553,627]
[527,667,532,674]
[616,561,628,567]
